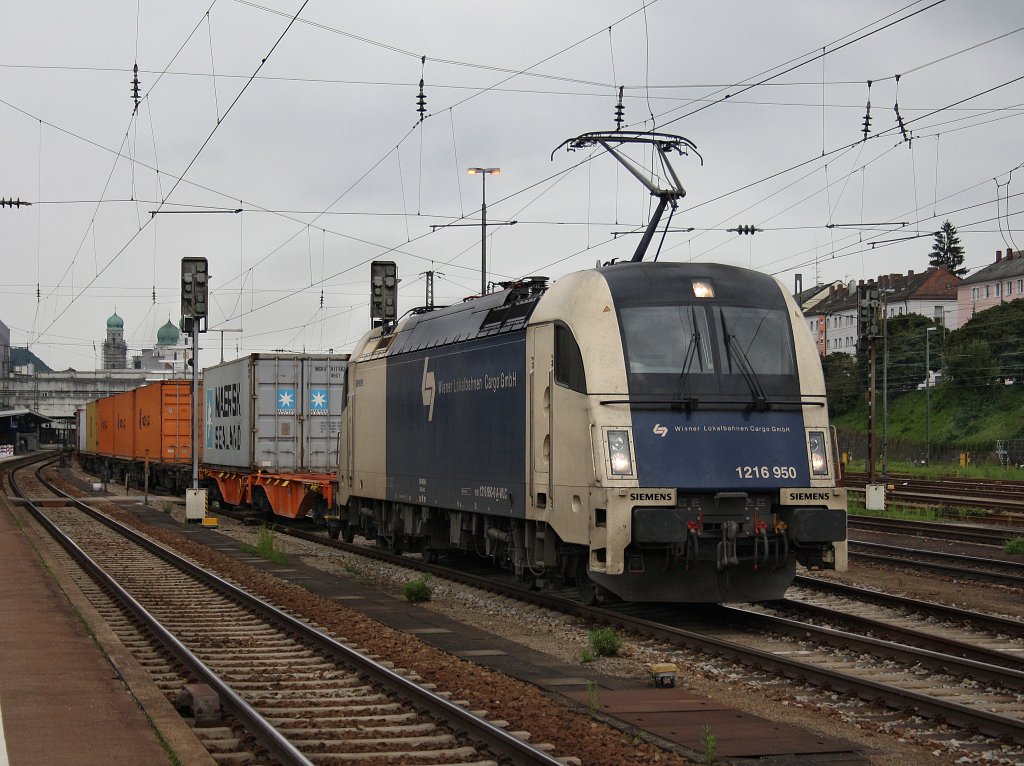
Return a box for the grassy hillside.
[833,381,1024,464]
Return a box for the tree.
[821,352,863,416]
[944,339,999,391]
[945,299,1024,383]
[929,220,967,276]
[881,314,942,395]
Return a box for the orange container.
[112,389,135,459]
[97,396,116,456]
[133,381,193,464]
[85,400,99,454]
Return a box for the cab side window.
[554,324,587,393]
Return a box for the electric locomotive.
[333,260,847,603]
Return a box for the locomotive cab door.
[526,322,591,547]
[527,325,554,516]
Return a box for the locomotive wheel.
[327,524,341,540]
[342,524,355,543]
[576,561,601,606]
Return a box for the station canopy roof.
[0,408,52,423]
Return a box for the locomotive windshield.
[619,303,798,401]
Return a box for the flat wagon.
[201,353,348,519]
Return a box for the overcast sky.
[2,0,1021,371]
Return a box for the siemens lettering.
[787,491,832,501]
[630,492,675,502]
[626,493,675,505]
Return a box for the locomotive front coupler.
[715,521,740,571]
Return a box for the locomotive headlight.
[691,279,715,299]
[808,430,829,476]
[607,429,634,476]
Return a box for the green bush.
[580,649,595,663]
[403,575,432,603]
[587,627,622,657]
[1005,538,1024,555]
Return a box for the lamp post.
[925,326,937,464]
[467,167,500,295]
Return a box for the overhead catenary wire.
[5,1,1022,363]
[32,0,311,343]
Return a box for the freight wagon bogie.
[202,468,336,522]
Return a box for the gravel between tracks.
[55,468,1024,766]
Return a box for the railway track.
[848,514,1021,545]
[849,539,1024,587]
[48,461,1024,759]
[844,471,1024,521]
[792,574,1024,637]
[207,506,1024,750]
[9,460,568,766]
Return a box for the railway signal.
[370,260,398,327]
[181,257,209,332]
[857,283,882,485]
[180,257,210,498]
[857,284,880,347]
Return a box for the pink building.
[957,249,1024,325]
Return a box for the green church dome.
[156,320,180,346]
[106,312,124,329]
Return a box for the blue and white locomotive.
[334,260,847,602]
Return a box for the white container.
[865,483,886,511]
[202,353,348,473]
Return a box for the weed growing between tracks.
[701,724,717,765]
[844,459,1024,481]
[585,680,602,717]
[242,526,288,565]
[402,575,433,603]
[1006,537,1024,555]
[588,627,622,657]
[847,496,988,521]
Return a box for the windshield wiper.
[672,307,703,409]
[719,313,770,411]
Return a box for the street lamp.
[467,167,500,295]
[925,326,938,464]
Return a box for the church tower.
[102,311,128,370]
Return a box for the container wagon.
[200,353,348,520]
[77,380,194,493]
